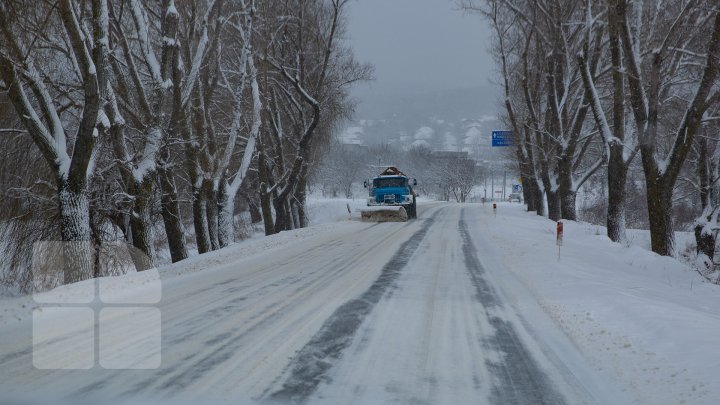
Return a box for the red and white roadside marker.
[556,221,564,260]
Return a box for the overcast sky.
[345,0,496,93]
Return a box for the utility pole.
[484,175,487,201]
[491,166,495,202]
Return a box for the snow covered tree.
[105,0,189,264]
[480,1,544,215]
[259,0,371,234]
[0,0,110,283]
[471,0,720,259]
[613,0,720,256]
[0,0,370,291]
[692,122,720,268]
[314,141,370,198]
[578,0,640,243]
[208,0,262,248]
[471,0,604,221]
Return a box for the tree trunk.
[258,150,276,236]
[536,156,553,219]
[108,120,156,263]
[560,189,577,221]
[192,186,212,254]
[204,180,220,251]
[291,201,300,229]
[535,186,545,216]
[606,2,629,244]
[525,178,537,212]
[694,221,716,262]
[130,180,155,270]
[297,199,307,228]
[546,189,561,221]
[217,182,234,248]
[248,197,262,224]
[260,190,275,236]
[158,167,188,262]
[285,197,296,230]
[521,175,533,211]
[558,157,577,220]
[607,155,628,243]
[694,137,717,262]
[646,181,675,256]
[273,197,289,233]
[296,171,308,227]
[531,181,545,216]
[58,186,95,284]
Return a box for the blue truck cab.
[363,167,418,219]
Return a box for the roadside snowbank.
[474,202,720,405]
[306,197,367,224]
[0,219,366,328]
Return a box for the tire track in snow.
[459,209,566,405]
[106,220,417,397]
[266,208,443,403]
[61,220,417,399]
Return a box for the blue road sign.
[491,130,514,147]
[513,184,522,193]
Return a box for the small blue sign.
[513,184,522,193]
[491,130,514,147]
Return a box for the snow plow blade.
[360,206,408,222]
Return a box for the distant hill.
[341,83,505,161]
[352,83,500,120]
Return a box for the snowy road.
[0,204,616,404]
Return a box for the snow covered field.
[0,201,718,404]
[479,202,720,405]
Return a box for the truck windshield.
[373,178,406,188]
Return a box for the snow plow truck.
[361,167,417,222]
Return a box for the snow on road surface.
[299,208,588,405]
[1,216,425,402]
[0,202,714,404]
